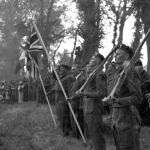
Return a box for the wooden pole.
[31,20,87,144]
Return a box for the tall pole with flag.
[31,20,87,144]
[26,23,57,127]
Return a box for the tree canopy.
[0,0,150,80]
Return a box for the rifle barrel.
[78,45,119,92]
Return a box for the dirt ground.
[0,102,149,150]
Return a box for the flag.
[25,24,43,78]
[27,25,43,52]
[26,24,43,68]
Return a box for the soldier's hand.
[75,90,84,97]
[102,96,111,105]
[102,96,117,105]
[66,97,72,102]
[76,90,81,95]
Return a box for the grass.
[0,102,149,150]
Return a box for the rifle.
[106,27,150,100]
[76,45,119,94]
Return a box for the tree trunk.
[140,0,150,74]
[44,0,55,46]
[112,13,119,46]
[70,23,81,66]
[70,32,78,66]
[144,25,150,74]
[131,10,142,51]
[77,0,103,67]
[112,1,122,46]
[117,0,127,44]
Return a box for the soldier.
[18,81,25,103]
[69,66,86,138]
[135,60,150,83]
[103,44,142,150]
[54,64,75,136]
[135,60,150,127]
[143,80,150,108]
[76,53,107,150]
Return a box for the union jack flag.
[27,25,43,52]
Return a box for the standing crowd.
[0,81,18,102]
[1,44,150,150]
[0,79,38,103]
[50,44,150,150]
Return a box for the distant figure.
[74,46,83,66]
[18,81,24,103]
[0,94,3,101]
[54,64,75,136]
[5,89,10,101]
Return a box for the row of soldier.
[49,44,150,150]
[0,79,38,103]
[0,81,18,102]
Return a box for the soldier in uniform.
[135,60,150,83]
[103,44,142,150]
[135,60,150,127]
[54,64,75,136]
[18,81,25,103]
[76,53,106,150]
[69,66,86,138]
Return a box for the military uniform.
[83,71,106,150]
[69,72,85,138]
[55,73,75,135]
[106,63,142,150]
[135,63,150,150]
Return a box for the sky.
[57,1,148,66]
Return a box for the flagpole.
[31,20,87,144]
[27,51,57,127]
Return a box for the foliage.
[132,0,150,73]
[75,0,105,67]
[131,9,143,51]
[105,0,134,45]
[0,0,70,80]
[57,49,71,66]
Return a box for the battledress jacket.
[106,63,142,130]
[83,71,107,114]
[54,74,75,103]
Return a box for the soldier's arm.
[67,75,76,95]
[114,95,140,106]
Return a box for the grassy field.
[0,102,149,150]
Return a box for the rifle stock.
[109,27,150,99]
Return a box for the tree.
[133,0,150,74]
[57,49,71,66]
[69,22,82,66]
[0,0,68,80]
[75,0,104,67]
[131,9,142,50]
[105,0,134,45]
